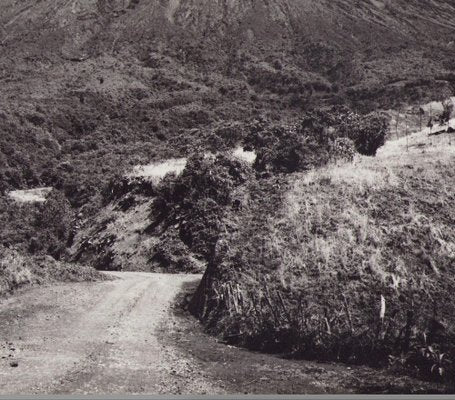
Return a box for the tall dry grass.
[195,136,455,380]
[0,247,104,297]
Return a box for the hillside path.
[0,272,223,395]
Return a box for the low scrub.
[0,246,104,297]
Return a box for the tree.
[33,190,74,259]
[338,112,389,156]
[440,101,454,129]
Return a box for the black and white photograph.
[0,0,455,396]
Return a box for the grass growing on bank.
[0,246,105,297]
[192,132,455,382]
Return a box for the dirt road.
[0,272,448,395]
[0,272,223,395]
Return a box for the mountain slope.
[2,1,455,53]
[0,0,454,245]
[2,0,454,97]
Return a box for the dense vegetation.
[0,0,455,387]
[190,143,455,383]
[248,110,388,173]
[73,108,389,271]
[0,190,74,259]
[1,0,455,210]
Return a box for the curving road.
[0,272,446,395]
[0,272,223,395]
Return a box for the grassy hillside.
[68,109,390,272]
[190,131,455,381]
[0,246,105,297]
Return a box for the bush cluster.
[150,153,253,262]
[0,190,74,260]
[336,111,389,156]
[245,110,388,173]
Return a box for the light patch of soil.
[420,97,455,114]
[369,0,386,10]
[7,187,53,203]
[166,0,181,23]
[232,147,257,164]
[129,159,187,183]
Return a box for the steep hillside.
[1,0,454,207]
[190,129,455,381]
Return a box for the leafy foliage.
[439,101,454,126]
[245,110,388,173]
[151,154,253,262]
[337,112,390,156]
[0,190,74,260]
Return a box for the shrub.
[253,124,332,173]
[33,190,74,259]
[329,137,356,163]
[247,111,354,173]
[179,198,224,259]
[338,112,389,156]
[150,153,252,261]
[439,100,454,127]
